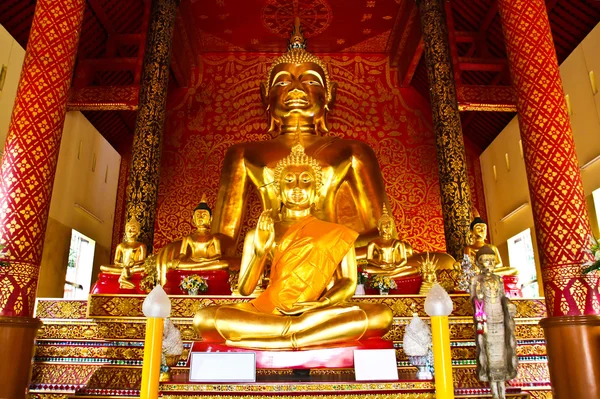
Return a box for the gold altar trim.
[81,295,547,319]
[159,381,435,393]
[161,395,436,399]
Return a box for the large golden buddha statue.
[212,20,390,255]
[194,143,392,349]
[100,217,147,289]
[156,195,229,286]
[363,207,419,279]
[464,217,518,276]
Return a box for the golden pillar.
[125,0,179,251]
[0,0,85,397]
[416,0,472,261]
[498,0,600,397]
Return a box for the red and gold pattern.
[66,86,140,111]
[455,85,517,112]
[155,53,487,254]
[498,0,599,316]
[84,294,546,319]
[0,0,85,317]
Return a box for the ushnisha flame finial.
[266,18,331,98]
[377,205,394,230]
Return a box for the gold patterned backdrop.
[153,53,487,254]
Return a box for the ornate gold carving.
[86,294,546,319]
[35,299,88,319]
[416,0,472,261]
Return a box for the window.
[593,187,600,233]
[64,230,96,299]
[507,228,539,297]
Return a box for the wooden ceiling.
[0,0,599,153]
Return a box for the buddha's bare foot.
[118,274,135,289]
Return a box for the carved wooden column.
[0,0,85,397]
[498,0,600,397]
[125,0,179,251]
[417,0,472,261]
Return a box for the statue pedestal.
[502,275,522,298]
[90,272,145,294]
[189,339,393,369]
[163,269,231,295]
[365,275,422,295]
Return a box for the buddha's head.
[261,19,337,134]
[377,206,395,238]
[193,194,212,229]
[273,143,322,210]
[470,217,488,242]
[475,245,496,273]
[125,216,141,242]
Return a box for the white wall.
[480,23,600,294]
[0,24,122,297]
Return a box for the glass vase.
[379,288,389,295]
[187,288,199,296]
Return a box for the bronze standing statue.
[471,246,518,399]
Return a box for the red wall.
[151,53,486,254]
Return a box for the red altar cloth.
[91,269,231,295]
[364,275,422,295]
[163,269,231,295]
[189,338,394,369]
[91,272,146,295]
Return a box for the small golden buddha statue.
[156,195,229,286]
[471,246,518,399]
[464,217,518,276]
[363,207,419,279]
[100,216,147,289]
[193,143,392,350]
[212,19,391,255]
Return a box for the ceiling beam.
[456,85,516,112]
[479,1,498,33]
[79,58,138,71]
[67,86,139,111]
[389,1,423,87]
[458,57,506,72]
[88,0,115,34]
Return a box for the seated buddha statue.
[363,207,418,279]
[212,19,391,256]
[464,216,518,276]
[193,143,393,350]
[100,216,147,289]
[156,195,229,286]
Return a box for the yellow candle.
[140,317,164,399]
[431,315,454,399]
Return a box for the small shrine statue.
[403,312,434,379]
[363,207,419,279]
[100,216,147,289]
[464,216,518,276]
[193,143,392,349]
[471,246,518,399]
[156,195,228,286]
[418,253,439,295]
[211,18,390,255]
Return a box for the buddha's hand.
[277,298,331,316]
[254,209,275,256]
